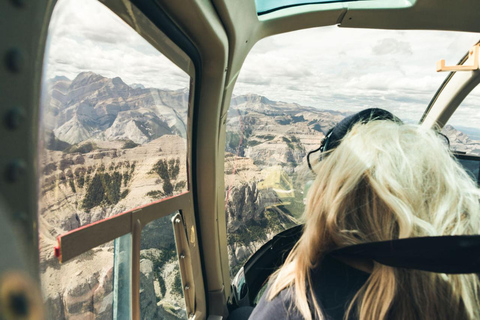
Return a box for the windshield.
[225,26,479,276]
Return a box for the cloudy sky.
[45,0,480,127]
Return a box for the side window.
[442,85,480,156]
[39,0,192,318]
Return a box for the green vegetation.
[312,124,322,132]
[291,115,306,123]
[120,189,129,199]
[122,140,139,149]
[69,179,76,193]
[152,158,180,197]
[46,131,71,151]
[276,118,292,125]
[82,174,104,210]
[282,136,294,150]
[158,276,167,298]
[256,134,275,141]
[175,181,186,191]
[225,125,254,156]
[163,180,174,195]
[121,163,136,187]
[82,171,123,210]
[76,174,85,188]
[106,172,122,204]
[289,135,300,143]
[65,141,96,154]
[172,272,183,295]
[253,160,266,166]
[146,190,164,199]
[123,172,130,186]
[226,132,241,151]
[282,135,303,153]
[247,140,262,147]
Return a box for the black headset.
[306,108,402,171]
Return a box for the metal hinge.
[172,212,195,317]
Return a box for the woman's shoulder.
[248,286,303,320]
[248,256,369,320]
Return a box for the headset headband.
[320,108,402,153]
[307,108,402,171]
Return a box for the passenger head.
[268,116,480,320]
[306,120,480,248]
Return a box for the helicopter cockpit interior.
[1,0,480,319]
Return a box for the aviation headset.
[306,108,450,171]
[306,108,402,171]
[305,108,478,274]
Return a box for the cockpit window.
[255,0,413,15]
[225,26,478,276]
[442,84,480,156]
[256,0,362,15]
[39,0,191,318]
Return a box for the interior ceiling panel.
[340,2,480,33]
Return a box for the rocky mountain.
[443,124,480,155]
[227,93,346,168]
[44,72,188,145]
[223,95,348,273]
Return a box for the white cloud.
[235,26,479,123]
[44,0,189,90]
[44,0,479,126]
[448,85,480,129]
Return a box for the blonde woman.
[249,109,480,320]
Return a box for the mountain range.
[44,72,188,145]
[44,72,479,157]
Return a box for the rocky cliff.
[443,124,480,155]
[45,72,187,145]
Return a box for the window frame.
[421,40,480,129]
[42,1,205,319]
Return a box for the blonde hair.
[267,121,480,320]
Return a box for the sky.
[44,0,480,127]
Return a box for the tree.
[152,158,181,196]
[82,171,123,210]
[82,173,105,210]
[172,272,183,295]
